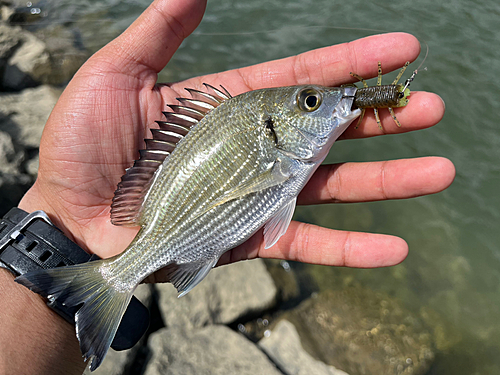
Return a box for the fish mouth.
[325,86,361,142]
[335,86,360,121]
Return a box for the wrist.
[17,183,139,258]
[0,206,150,366]
[0,205,87,374]
[18,183,77,243]
[0,268,85,375]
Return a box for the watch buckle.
[0,210,53,254]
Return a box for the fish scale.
[16,84,360,371]
[113,137,283,275]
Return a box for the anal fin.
[163,258,219,297]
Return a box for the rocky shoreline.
[1,4,444,374]
[81,259,437,375]
[0,0,84,217]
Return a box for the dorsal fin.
[166,105,205,120]
[184,83,232,106]
[203,83,232,100]
[176,98,216,113]
[110,84,231,226]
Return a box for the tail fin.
[15,260,133,371]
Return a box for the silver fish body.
[16,84,360,370]
[106,85,359,290]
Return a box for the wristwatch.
[0,207,149,351]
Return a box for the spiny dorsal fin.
[184,83,232,106]
[166,105,205,120]
[110,84,231,226]
[176,98,216,113]
[203,83,232,100]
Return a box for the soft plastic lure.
[350,61,419,130]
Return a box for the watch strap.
[0,207,149,351]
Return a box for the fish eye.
[297,88,322,112]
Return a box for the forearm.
[0,267,85,374]
[0,192,86,374]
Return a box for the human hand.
[19,0,453,275]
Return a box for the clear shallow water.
[29,0,500,373]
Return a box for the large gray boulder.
[259,319,349,375]
[0,84,60,148]
[0,5,15,22]
[0,129,30,212]
[2,26,51,89]
[0,23,21,65]
[0,21,85,90]
[0,85,60,213]
[156,259,277,329]
[0,130,22,173]
[144,325,282,375]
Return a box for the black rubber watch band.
[0,207,149,351]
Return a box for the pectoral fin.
[263,197,297,249]
[197,159,292,217]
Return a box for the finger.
[298,156,455,205]
[220,222,408,268]
[174,33,441,138]
[179,32,420,95]
[340,92,446,138]
[94,0,206,77]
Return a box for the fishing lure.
[350,62,418,130]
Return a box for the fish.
[15,83,360,370]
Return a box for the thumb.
[90,0,206,78]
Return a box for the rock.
[0,22,85,90]
[264,259,301,303]
[0,168,31,215]
[29,24,86,86]
[0,22,21,75]
[82,346,133,375]
[6,1,45,25]
[282,288,435,375]
[0,5,15,22]
[0,85,59,214]
[25,153,38,176]
[144,325,282,375]
[259,319,349,375]
[0,129,30,215]
[2,25,51,89]
[156,259,277,329]
[0,23,20,58]
[83,284,154,375]
[0,85,60,147]
[0,130,23,173]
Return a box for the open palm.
[19,0,453,274]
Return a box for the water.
[23,0,500,373]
